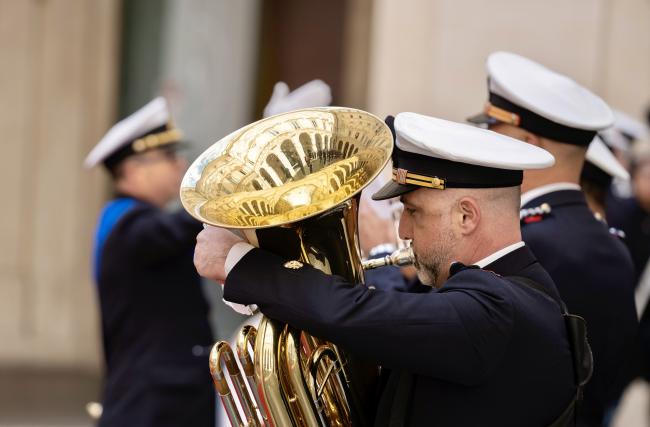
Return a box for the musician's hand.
[358,200,396,255]
[194,226,244,282]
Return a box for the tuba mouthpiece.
[362,246,414,270]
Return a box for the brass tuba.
[180,107,411,426]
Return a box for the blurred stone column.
[159,0,262,338]
[160,0,261,163]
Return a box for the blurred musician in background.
[84,97,214,427]
[580,135,630,220]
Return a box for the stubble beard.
[414,252,442,287]
[413,230,456,287]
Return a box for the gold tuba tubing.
[254,317,298,426]
[209,341,262,427]
[278,327,323,426]
[182,107,398,426]
[306,343,351,423]
[237,326,269,425]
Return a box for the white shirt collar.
[520,182,581,207]
[474,242,526,268]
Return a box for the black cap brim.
[466,112,497,126]
[371,180,418,201]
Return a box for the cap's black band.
[103,124,176,171]
[394,145,523,189]
[581,160,612,189]
[489,93,597,146]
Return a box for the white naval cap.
[600,127,631,153]
[468,51,614,146]
[613,110,648,141]
[84,97,183,170]
[599,110,649,153]
[372,112,555,200]
[262,79,332,118]
[583,136,630,185]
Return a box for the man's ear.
[456,197,481,235]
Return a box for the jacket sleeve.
[114,207,203,264]
[224,248,515,385]
[363,264,408,291]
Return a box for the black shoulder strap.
[509,275,568,314]
[508,276,594,427]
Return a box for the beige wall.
[366,0,650,124]
[0,0,120,371]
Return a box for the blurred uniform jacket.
[607,196,650,381]
[93,197,214,427]
[607,196,650,282]
[521,189,637,426]
[224,245,575,426]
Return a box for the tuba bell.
[180,107,411,426]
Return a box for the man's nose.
[398,215,411,241]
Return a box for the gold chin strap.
[392,168,446,190]
[485,102,521,126]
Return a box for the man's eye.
[405,207,416,215]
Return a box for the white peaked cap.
[598,110,649,153]
[396,113,555,170]
[599,127,631,152]
[586,136,630,180]
[486,52,614,131]
[613,109,648,140]
[263,80,332,118]
[84,97,173,169]
[372,113,555,200]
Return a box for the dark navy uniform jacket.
[93,197,214,427]
[521,189,637,426]
[607,196,650,381]
[607,196,650,282]
[224,245,575,427]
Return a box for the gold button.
[284,260,304,269]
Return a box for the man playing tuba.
[194,112,584,426]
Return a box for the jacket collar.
[482,245,538,277]
[521,188,586,210]
[520,182,580,206]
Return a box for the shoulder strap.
[507,275,594,427]
[508,275,568,314]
